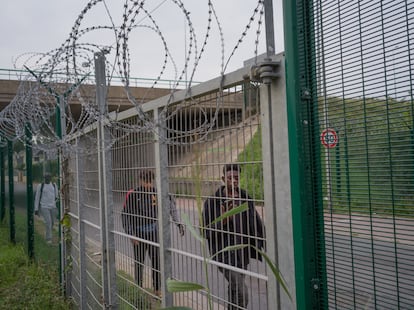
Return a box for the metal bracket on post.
[250,60,281,84]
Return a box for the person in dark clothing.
[203,163,265,310]
[121,169,184,297]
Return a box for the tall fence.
[285,0,414,309]
[62,52,294,309]
[3,1,414,309]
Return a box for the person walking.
[121,169,185,297]
[203,163,265,310]
[34,173,58,244]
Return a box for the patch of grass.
[32,215,60,265]
[237,126,264,201]
[8,205,60,266]
[0,214,72,309]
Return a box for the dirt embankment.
[169,116,259,195]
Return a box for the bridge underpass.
[0,78,172,118]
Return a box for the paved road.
[324,237,414,308]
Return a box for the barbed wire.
[0,0,266,153]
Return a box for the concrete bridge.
[0,77,247,118]
[0,71,252,145]
[0,78,172,116]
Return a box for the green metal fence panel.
[288,0,414,308]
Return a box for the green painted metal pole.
[283,0,327,308]
[0,140,5,222]
[55,94,64,289]
[8,139,15,244]
[25,123,34,260]
[283,1,307,307]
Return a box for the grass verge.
[0,213,72,309]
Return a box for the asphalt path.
[324,233,414,309]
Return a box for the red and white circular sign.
[320,128,338,148]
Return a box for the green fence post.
[25,123,34,260]
[283,0,328,308]
[55,94,63,289]
[8,139,15,244]
[0,138,5,222]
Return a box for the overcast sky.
[0,0,285,82]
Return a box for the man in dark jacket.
[203,163,265,310]
[121,169,184,298]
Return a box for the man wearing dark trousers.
[122,169,184,298]
[203,163,265,310]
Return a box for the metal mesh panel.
[65,129,105,308]
[105,81,268,309]
[309,0,414,308]
[165,82,267,309]
[65,147,81,307]
[111,114,160,308]
[61,57,286,309]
